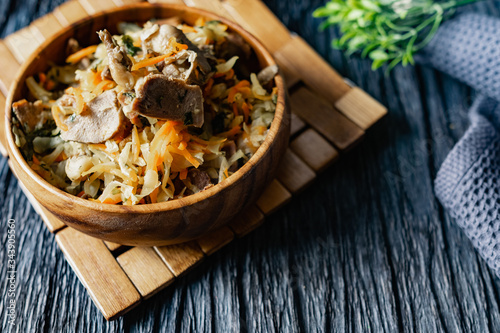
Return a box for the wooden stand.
[0,0,386,320]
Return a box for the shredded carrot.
[138,198,146,204]
[169,146,200,168]
[66,87,86,114]
[181,24,197,33]
[66,45,98,64]
[228,80,251,103]
[232,103,239,117]
[39,73,47,84]
[44,79,56,91]
[178,141,188,150]
[179,169,188,180]
[132,54,171,71]
[92,79,116,95]
[101,195,122,204]
[88,143,107,150]
[225,68,234,80]
[54,151,68,162]
[241,102,250,123]
[51,105,68,131]
[224,168,229,179]
[195,17,206,27]
[149,187,159,203]
[77,191,85,197]
[32,155,40,165]
[219,125,241,139]
[203,78,214,97]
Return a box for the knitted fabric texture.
[425,13,500,276]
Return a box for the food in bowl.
[11,19,278,205]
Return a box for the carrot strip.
[66,45,98,64]
[232,103,239,117]
[228,80,251,103]
[101,195,122,204]
[218,125,241,139]
[179,169,188,180]
[92,79,116,95]
[203,78,214,97]
[242,102,250,123]
[149,187,159,203]
[32,155,40,165]
[77,191,85,197]
[51,105,68,131]
[132,54,170,71]
[181,25,197,33]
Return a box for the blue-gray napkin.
[419,13,500,275]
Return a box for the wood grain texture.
[290,112,307,137]
[155,241,205,277]
[256,179,292,215]
[335,87,388,130]
[227,204,265,237]
[78,0,120,15]
[117,246,175,299]
[276,148,316,193]
[183,0,234,20]
[55,227,141,320]
[3,1,500,332]
[53,0,89,27]
[3,27,41,63]
[30,13,64,43]
[290,128,339,173]
[196,226,235,255]
[104,241,125,252]
[0,42,20,96]
[290,86,365,150]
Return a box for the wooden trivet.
[0,0,386,320]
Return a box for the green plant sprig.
[313,0,480,72]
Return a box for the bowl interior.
[6,3,288,215]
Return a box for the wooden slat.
[222,0,291,53]
[113,0,144,6]
[78,0,119,15]
[8,160,67,232]
[154,241,204,277]
[256,179,292,215]
[274,35,350,103]
[147,0,185,4]
[30,13,64,43]
[196,226,234,255]
[104,241,125,252]
[290,113,306,137]
[290,86,364,150]
[276,149,316,193]
[183,0,234,20]
[228,205,265,238]
[290,129,339,173]
[280,63,301,90]
[0,42,21,96]
[53,1,89,27]
[56,227,141,320]
[117,247,175,299]
[0,92,8,157]
[335,87,387,130]
[4,27,41,63]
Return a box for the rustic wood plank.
[280,64,302,90]
[8,160,67,232]
[0,42,21,96]
[53,1,89,27]
[222,0,291,53]
[78,0,119,15]
[196,226,235,256]
[0,92,8,157]
[274,35,350,102]
[276,149,316,193]
[117,246,175,299]
[154,241,205,277]
[4,27,41,63]
[290,113,307,137]
[290,128,339,173]
[334,87,388,130]
[113,0,144,6]
[183,0,234,20]
[227,204,265,238]
[290,86,364,150]
[30,13,64,43]
[104,241,125,252]
[255,179,292,215]
[147,0,185,4]
[55,227,141,320]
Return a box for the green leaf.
[369,49,389,60]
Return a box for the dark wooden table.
[2,0,500,332]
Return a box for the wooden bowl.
[5,3,289,246]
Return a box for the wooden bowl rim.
[5,2,287,214]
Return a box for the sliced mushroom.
[12,99,51,132]
[132,74,204,127]
[97,29,135,89]
[60,90,129,143]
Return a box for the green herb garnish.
[122,35,141,56]
[313,0,480,72]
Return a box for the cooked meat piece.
[222,140,238,172]
[101,65,113,81]
[98,30,135,89]
[188,169,212,191]
[257,65,279,86]
[12,99,51,132]
[132,74,204,127]
[66,38,80,56]
[61,90,128,143]
[217,32,252,61]
[161,50,201,84]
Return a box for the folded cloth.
[420,13,500,276]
